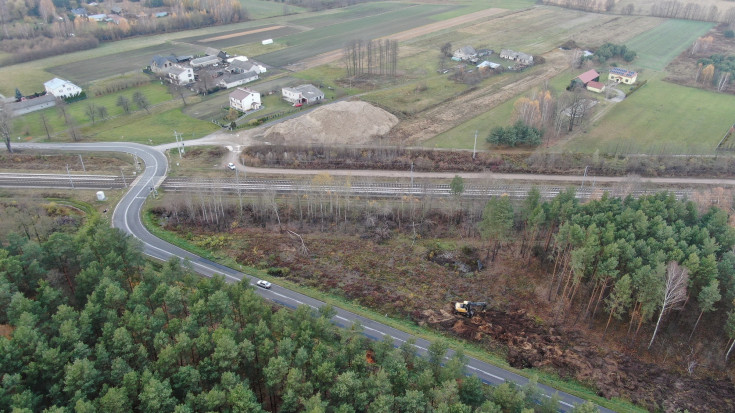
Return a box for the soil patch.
[0,152,130,173]
[263,101,399,145]
[415,306,735,412]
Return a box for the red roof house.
[577,69,600,85]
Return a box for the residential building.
[165,65,194,85]
[477,61,500,69]
[71,7,87,17]
[44,78,82,98]
[218,71,258,89]
[282,84,324,104]
[608,67,637,84]
[89,13,107,22]
[229,87,261,112]
[453,45,477,61]
[151,55,177,73]
[499,49,533,65]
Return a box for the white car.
[227,162,236,170]
[256,280,271,289]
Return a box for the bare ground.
[665,23,735,94]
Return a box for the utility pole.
[410,162,414,190]
[120,167,127,187]
[473,130,477,159]
[66,164,74,189]
[78,154,85,172]
[174,131,185,159]
[235,166,243,213]
[581,165,589,190]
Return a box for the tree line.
[478,189,735,357]
[0,217,600,412]
[343,38,398,78]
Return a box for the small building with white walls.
[229,87,261,111]
[44,78,82,98]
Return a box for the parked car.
[227,162,236,170]
[256,280,271,289]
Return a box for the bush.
[725,30,735,39]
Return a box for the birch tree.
[689,279,720,341]
[649,261,689,349]
[0,100,13,153]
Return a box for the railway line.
[0,172,126,189]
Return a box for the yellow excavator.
[454,301,487,318]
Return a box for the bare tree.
[133,91,150,113]
[116,95,131,114]
[85,103,97,123]
[648,261,689,349]
[0,100,13,153]
[96,105,108,120]
[39,111,52,140]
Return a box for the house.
[477,49,493,57]
[608,67,637,84]
[190,55,221,68]
[477,61,500,69]
[44,78,82,98]
[229,87,261,112]
[217,51,228,61]
[453,45,477,61]
[71,8,87,17]
[576,69,600,86]
[586,81,605,93]
[155,12,168,18]
[89,13,107,22]
[218,71,258,89]
[499,49,534,65]
[151,55,178,73]
[165,65,194,85]
[229,59,267,74]
[110,6,123,15]
[282,84,324,105]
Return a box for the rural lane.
[15,142,612,412]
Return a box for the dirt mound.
[415,306,735,412]
[264,101,398,145]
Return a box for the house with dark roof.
[608,67,637,84]
[110,6,123,14]
[71,7,88,17]
[151,55,178,73]
[282,84,324,105]
[190,55,221,68]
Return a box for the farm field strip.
[256,4,455,67]
[625,19,714,70]
[289,2,413,28]
[178,26,305,50]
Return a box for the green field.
[625,19,714,71]
[240,0,307,20]
[289,2,412,27]
[430,0,535,20]
[13,83,172,139]
[423,98,515,149]
[564,78,735,154]
[176,25,304,50]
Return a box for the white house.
[89,13,107,22]
[282,84,324,104]
[165,65,194,85]
[44,78,82,99]
[453,45,477,61]
[218,71,258,89]
[229,87,261,112]
[477,61,500,69]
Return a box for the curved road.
[16,142,610,412]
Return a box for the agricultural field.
[625,19,714,70]
[176,25,304,50]
[256,3,456,67]
[239,0,307,20]
[563,77,735,154]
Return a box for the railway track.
[0,172,126,189]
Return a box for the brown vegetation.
[665,24,735,94]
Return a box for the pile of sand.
[264,101,398,145]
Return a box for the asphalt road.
[15,143,611,412]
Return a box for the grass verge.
[141,203,645,413]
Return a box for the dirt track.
[388,49,570,143]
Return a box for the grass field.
[625,19,714,71]
[422,98,515,149]
[289,2,412,28]
[176,25,304,50]
[430,0,535,20]
[240,0,307,20]
[564,78,735,154]
[13,83,172,138]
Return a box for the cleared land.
[198,25,286,42]
[625,19,714,71]
[239,0,307,20]
[563,78,735,154]
[176,25,304,50]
